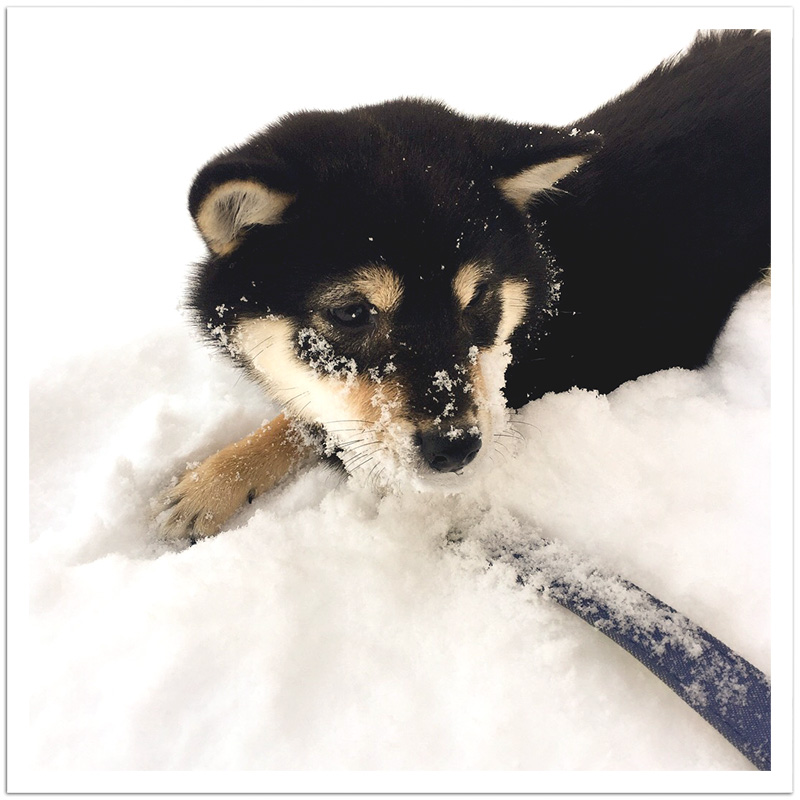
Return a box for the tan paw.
[156,457,256,541]
[154,413,317,541]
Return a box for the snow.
[10,6,792,794]
[25,283,771,780]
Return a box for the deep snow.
[26,283,771,777]
[11,6,792,794]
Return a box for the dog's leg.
[157,413,317,541]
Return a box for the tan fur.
[468,355,494,445]
[496,278,530,343]
[237,316,385,426]
[452,262,487,309]
[324,374,420,477]
[312,265,404,313]
[350,265,404,312]
[235,314,417,475]
[157,413,314,540]
[496,155,587,211]
[196,180,294,255]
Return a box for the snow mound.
[28,284,770,772]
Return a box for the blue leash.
[479,529,771,770]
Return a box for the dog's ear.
[496,152,592,210]
[485,126,603,211]
[189,162,296,256]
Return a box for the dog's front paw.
[155,458,255,542]
[153,414,317,542]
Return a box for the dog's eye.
[467,283,489,309]
[328,302,375,329]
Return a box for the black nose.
[417,430,482,473]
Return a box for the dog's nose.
[417,430,482,473]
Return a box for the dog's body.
[159,30,770,540]
[505,30,771,404]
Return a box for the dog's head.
[187,100,599,483]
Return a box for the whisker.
[337,439,377,450]
[294,399,312,418]
[342,443,386,467]
[348,437,383,449]
[349,443,390,470]
[493,439,511,455]
[508,418,541,435]
[338,438,382,452]
[237,336,275,368]
[344,452,377,472]
[496,434,524,448]
[248,346,272,362]
[282,390,311,408]
[494,431,524,441]
[244,335,274,358]
[367,461,382,484]
[492,446,508,464]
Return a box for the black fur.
[504,29,770,404]
[188,30,769,418]
[188,105,600,428]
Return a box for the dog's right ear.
[189,164,296,256]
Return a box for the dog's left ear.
[496,153,591,210]
[489,128,602,211]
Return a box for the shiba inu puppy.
[158,30,769,540]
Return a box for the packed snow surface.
[28,284,770,773]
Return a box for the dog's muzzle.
[416,429,482,473]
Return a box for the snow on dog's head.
[186,99,599,481]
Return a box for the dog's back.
[505,30,770,405]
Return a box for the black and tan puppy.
[158,30,770,540]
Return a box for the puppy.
[158,30,769,540]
